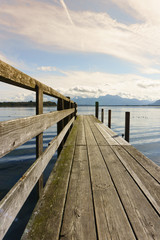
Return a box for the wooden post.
[63,97,70,142]
[74,103,77,119]
[36,85,43,198]
[125,112,130,142]
[57,98,64,156]
[95,101,99,119]
[108,109,111,128]
[101,109,104,123]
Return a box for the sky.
[0,0,160,102]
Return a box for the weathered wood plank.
[0,108,74,158]
[0,117,74,240]
[60,146,97,240]
[64,116,80,146]
[36,85,44,197]
[95,122,130,146]
[95,123,119,145]
[100,145,160,239]
[87,116,108,145]
[0,60,73,102]
[87,145,136,239]
[76,115,86,146]
[111,145,160,214]
[124,145,160,183]
[83,117,97,145]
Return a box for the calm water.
[0,106,160,239]
[78,105,160,167]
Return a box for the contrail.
[60,0,74,25]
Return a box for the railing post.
[57,98,64,156]
[108,109,111,128]
[95,101,99,119]
[125,112,130,142]
[101,109,104,123]
[74,102,77,119]
[63,97,70,142]
[36,85,43,198]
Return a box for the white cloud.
[111,0,160,24]
[60,0,74,25]
[34,69,160,101]
[37,66,57,71]
[0,0,160,69]
[1,68,160,101]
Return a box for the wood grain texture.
[87,145,136,240]
[0,117,74,240]
[36,86,44,197]
[0,108,74,158]
[0,60,73,102]
[76,115,86,146]
[111,145,160,214]
[22,117,78,240]
[2,114,159,239]
[100,145,160,239]
[83,116,97,146]
[95,122,130,146]
[87,116,108,145]
[124,145,160,183]
[60,146,97,240]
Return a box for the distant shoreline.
[78,104,160,106]
[0,102,160,107]
[0,101,56,107]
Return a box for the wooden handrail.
[0,60,74,103]
[0,108,74,158]
[0,60,77,239]
[0,117,75,239]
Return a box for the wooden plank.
[111,145,160,214]
[87,145,136,239]
[0,117,74,240]
[0,60,73,102]
[87,116,108,145]
[36,85,44,198]
[100,145,160,239]
[95,122,130,146]
[22,146,76,240]
[95,123,119,145]
[22,117,78,240]
[124,145,160,183]
[0,108,74,158]
[64,116,80,146]
[83,116,97,145]
[76,115,86,146]
[60,146,97,240]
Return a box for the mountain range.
[72,94,154,105]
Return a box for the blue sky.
[0,0,160,101]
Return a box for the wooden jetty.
[0,60,160,239]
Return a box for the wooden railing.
[0,60,77,239]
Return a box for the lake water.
[1,106,160,239]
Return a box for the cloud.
[139,67,160,74]
[60,0,74,25]
[37,66,57,71]
[111,0,160,24]
[34,69,160,101]
[56,86,104,98]
[137,82,160,89]
[1,67,160,101]
[0,0,160,68]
